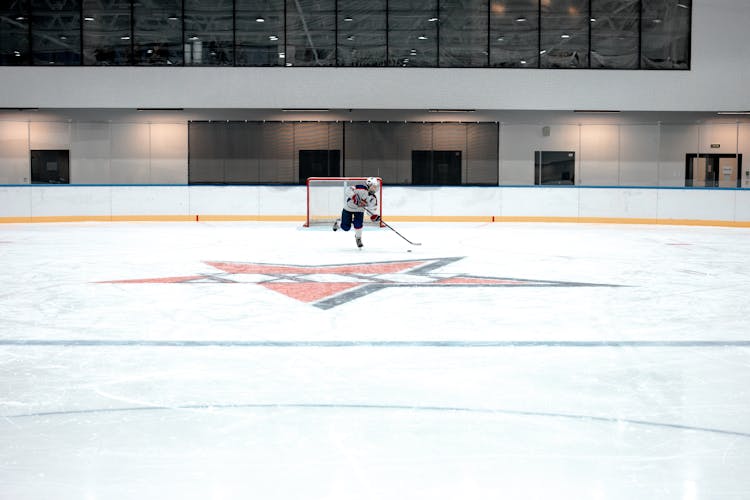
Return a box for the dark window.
[0,0,31,65]
[388,0,438,67]
[412,150,462,185]
[31,150,70,184]
[540,0,589,68]
[299,150,340,183]
[82,0,132,65]
[337,0,387,67]
[641,0,691,69]
[31,0,82,66]
[236,0,284,66]
[133,0,183,65]
[535,151,575,185]
[286,0,335,66]
[440,0,488,67]
[490,0,538,68]
[185,0,234,66]
[590,0,639,69]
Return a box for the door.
[411,150,462,185]
[685,154,742,188]
[298,150,340,184]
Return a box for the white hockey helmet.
[365,177,379,193]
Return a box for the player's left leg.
[353,212,364,248]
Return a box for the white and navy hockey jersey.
[344,184,378,213]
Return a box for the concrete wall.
[0,1,748,112]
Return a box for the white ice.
[1,221,750,499]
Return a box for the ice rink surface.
[1,220,750,499]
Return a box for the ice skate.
[355,235,363,248]
[332,219,339,231]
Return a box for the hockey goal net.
[305,177,383,227]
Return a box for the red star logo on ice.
[99,257,617,309]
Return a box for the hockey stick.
[365,208,422,246]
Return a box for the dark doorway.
[412,150,462,185]
[535,151,575,185]
[31,150,70,184]
[299,150,340,184]
[685,154,742,188]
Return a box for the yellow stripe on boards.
[0,214,748,228]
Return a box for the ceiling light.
[346,35,355,41]
[343,16,353,21]
[716,111,750,115]
[121,36,130,40]
[16,16,25,21]
[428,17,438,22]
[418,35,428,40]
[520,60,527,64]
[167,15,179,20]
[281,109,330,112]
[652,18,662,23]
[136,108,184,111]
[516,16,527,22]
[590,17,596,22]
[256,17,265,22]
[83,16,95,21]
[561,33,570,39]
[539,50,546,54]
[677,2,689,8]
[269,35,278,41]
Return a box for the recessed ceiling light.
[256,17,265,22]
[121,36,130,40]
[561,33,570,39]
[84,16,95,21]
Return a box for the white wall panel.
[0,187,31,217]
[735,190,750,221]
[188,186,260,215]
[110,123,150,184]
[500,187,579,217]
[656,189,736,221]
[30,186,110,217]
[700,123,738,154]
[71,122,111,184]
[149,123,187,184]
[29,122,70,150]
[0,121,29,184]
[578,188,658,219]
[580,125,619,186]
[258,186,306,215]
[659,124,699,187]
[741,124,750,189]
[620,125,659,186]
[2,186,748,225]
[111,186,189,216]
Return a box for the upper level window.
[0,0,692,69]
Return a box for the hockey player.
[332,177,380,248]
